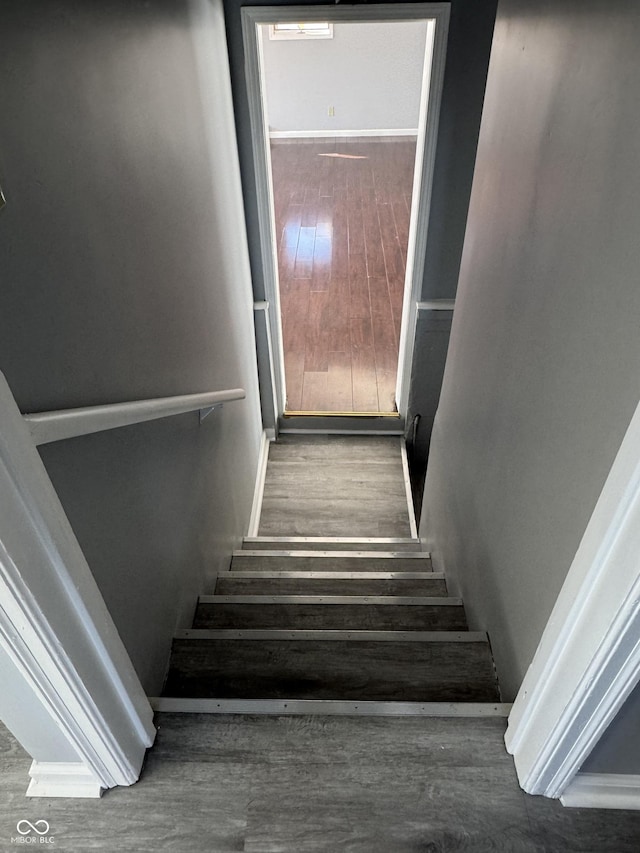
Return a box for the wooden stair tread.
[164,513,502,708]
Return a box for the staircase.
[159,436,504,715]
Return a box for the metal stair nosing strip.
[219,571,444,580]
[241,537,424,552]
[149,697,512,716]
[198,595,462,606]
[174,629,488,641]
[234,550,431,558]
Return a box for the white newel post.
[0,372,156,798]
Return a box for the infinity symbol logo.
[16,820,50,836]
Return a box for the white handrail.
[23,388,246,446]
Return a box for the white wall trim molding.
[560,773,640,811]
[253,301,279,431]
[505,397,640,798]
[247,430,273,538]
[26,762,103,799]
[270,129,419,139]
[416,299,455,312]
[400,438,419,538]
[0,372,156,796]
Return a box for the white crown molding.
[506,398,640,798]
[560,773,640,811]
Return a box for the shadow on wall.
[405,309,454,519]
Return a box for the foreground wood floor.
[3,717,640,851]
[271,137,416,413]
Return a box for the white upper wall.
[260,21,428,133]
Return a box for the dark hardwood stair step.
[193,595,467,631]
[231,550,432,572]
[215,571,447,596]
[163,631,500,702]
[243,536,423,552]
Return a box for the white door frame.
[506,396,640,802]
[241,4,451,420]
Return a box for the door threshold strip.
[283,411,401,418]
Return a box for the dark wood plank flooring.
[271,137,416,413]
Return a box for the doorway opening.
[242,5,449,424]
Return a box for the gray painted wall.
[421,0,640,719]
[403,0,496,493]
[406,309,453,519]
[581,681,640,776]
[419,0,496,302]
[260,21,427,133]
[0,0,262,695]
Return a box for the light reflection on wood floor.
[271,137,417,413]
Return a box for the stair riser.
[194,603,467,631]
[215,577,447,596]
[165,639,500,702]
[231,555,432,572]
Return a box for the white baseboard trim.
[247,430,272,537]
[560,773,640,810]
[399,438,418,538]
[26,761,103,798]
[270,129,419,139]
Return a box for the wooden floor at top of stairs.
[272,137,417,414]
[258,435,412,538]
